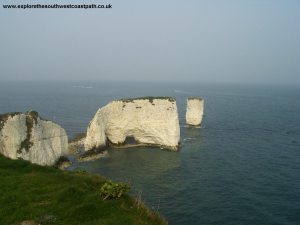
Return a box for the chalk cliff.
[85,97,180,151]
[186,97,204,126]
[0,111,68,165]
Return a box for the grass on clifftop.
[0,155,167,225]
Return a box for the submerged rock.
[68,133,86,155]
[186,97,204,126]
[0,111,68,165]
[84,97,180,151]
[68,133,108,162]
[78,148,108,162]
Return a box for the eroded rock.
[186,97,204,126]
[84,97,180,151]
[0,111,68,165]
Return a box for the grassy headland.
[0,155,167,225]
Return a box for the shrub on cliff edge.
[100,180,130,200]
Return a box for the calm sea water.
[1,81,300,225]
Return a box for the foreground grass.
[0,155,167,225]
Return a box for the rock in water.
[186,97,204,126]
[0,111,68,165]
[85,97,180,151]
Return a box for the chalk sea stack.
[186,97,204,126]
[0,111,68,165]
[84,97,180,151]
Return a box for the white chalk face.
[85,98,180,151]
[0,113,68,166]
[186,98,204,126]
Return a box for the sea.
[1,81,299,225]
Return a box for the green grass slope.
[0,155,167,225]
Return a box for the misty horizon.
[1,0,299,85]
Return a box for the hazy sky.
[1,0,299,84]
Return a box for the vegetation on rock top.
[117,96,176,104]
[27,111,39,124]
[187,97,203,100]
